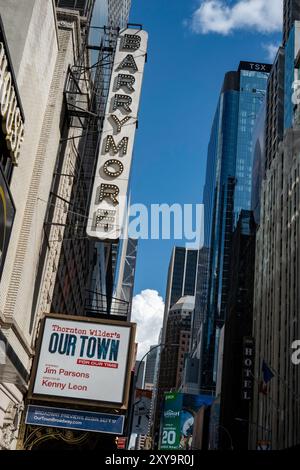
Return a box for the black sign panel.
[0,165,15,279]
[239,61,272,73]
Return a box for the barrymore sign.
[29,314,136,409]
[0,16,25,165]
[87,28,148,241]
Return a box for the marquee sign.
[0,16,25,165]
[86,28,148,241]
[29,314,136,410]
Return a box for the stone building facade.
[250,128,300,449]
[0,0,92,449]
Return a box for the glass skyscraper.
[201,62,270,392]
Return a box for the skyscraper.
[153,247,198,446]
[192,247,209,350]
[201,62,270,393]
[264,47,285,171]
[249,0,300,450]
[284,21,300,130]
[158,296,195,393]
[114,237,138,319]
[283,0,300,45]
[250,127,300,449]
[144,345,159,390]
[161,247,198,343]
[219,210,256,450]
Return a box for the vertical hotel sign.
[87,29,148,241]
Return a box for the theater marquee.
[29,314,136,410]
[86,28,148,241]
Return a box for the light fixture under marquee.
[86,28,148,241]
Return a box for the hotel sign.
[241,337,255,401]
[0,17,25,165]
[87,28,148,241]
[29,314,136,410]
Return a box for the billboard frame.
[28,313,136,410]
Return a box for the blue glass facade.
[203,102,220,248]
[201,63,269,392]
[234,70,269,223]
[284,24,296,130]
[251,102,266,224]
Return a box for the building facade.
[264,47,285,172]
[158,296,194,393]
[249,0,300,450]
[161,247,198,344]
[0,0,76,449]
[114,237,138,319]
[0,0,134,450]
[144,345,159,390]
[153,296,195,447]
[283,0,300,46]
[201,62,270,393]
[219,210,256,450]
[250,128,300,449]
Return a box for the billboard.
[87,28,148,241]
[0,166,15,280]
[160,392,213,450]
[29,314,136,409]
[25,405,125,435]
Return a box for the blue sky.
[128,0,281,301]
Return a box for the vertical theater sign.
[87,28,148,241]
[0,16,25,279]
[0,17,25,166]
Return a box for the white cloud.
[262,42,280,61]
[131,289,164,360]
[191,0,283,35]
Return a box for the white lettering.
[0,41,25,165]
[291,340,300,365]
